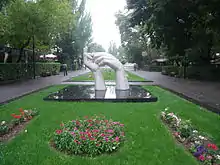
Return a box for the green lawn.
[0,84,220,165]
[71,70,146,81]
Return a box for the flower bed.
[51,115,125,157]
[161,109,220,165]
[0,108,39,142]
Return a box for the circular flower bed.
[51,115,125,156]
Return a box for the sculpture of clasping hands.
[93,52,129,90]
[84,53,106,91]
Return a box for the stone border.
[157,85,220,115]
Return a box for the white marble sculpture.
[84,52,129,91]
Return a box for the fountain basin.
[43,85,158,103]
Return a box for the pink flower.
[71,132,75,135]
[199,155,205,161]
[92,129,99,133]
[115,136,120,142]
[105,137,109,142]
[101,133,105,137]
[106,129,114,133]
[74,127,78,130]
[80,132,84,135]
[90,138,95,141]
[112,122,119,125]
[56,130,62,135]
[206,155,212,160]
[121,132,125,136]
[120,124,124,127]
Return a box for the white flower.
[25,130,28,133]
[112,146,116,150]
[161,112,166,117]
[24,110,28,113]
[1,121,6,125]
[198,135,207,140]
[193,130,198,133]
[165,107,169,111]
[195,141,201,145]
[216,155,220,160]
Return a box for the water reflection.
[45,85,157,102]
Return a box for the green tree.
[108,41,118,56]
[0,0,74,63]
[87,42,105,52]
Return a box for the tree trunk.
[16,38,31,63]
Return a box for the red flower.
[56,130,62,134]
[60,123,64,127]
[207,143,218,150]
[80,136,86,140]
[199,155,205,161]
[87,120,92,123]
[90,138,95,141]
[96,143,100,146]
[101,133,105,137]
[88,124,93,127]
[84,116,88,119]
[19,108,24,113]
[12,114,21,119]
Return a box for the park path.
[0,70,89,104]
[128,70,220,113]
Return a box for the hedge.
[0,62,60,81]
[162,65,220,80]
[144,65,162,72]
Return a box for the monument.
[44,52,157,102]
[83,52,129,91]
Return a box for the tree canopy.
[115,0,220,66]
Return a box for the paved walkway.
[0,70,89,104]
[128,70,220,113]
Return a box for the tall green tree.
[0,0,74,62]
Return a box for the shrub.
[0,62,60,81]
[51,115,125,157]
[162,66,180,76]
[144,65,162,72]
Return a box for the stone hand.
[92,52,129,90]
[92,52,123,71]
[83,53,106,91]
[84,53,99,72]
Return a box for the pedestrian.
[134,63,137,71]
[63,63,68,76]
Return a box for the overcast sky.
[86,0,126,50]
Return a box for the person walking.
[62,63,68,76]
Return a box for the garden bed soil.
[0,120,31,142]
[161,119,218,165]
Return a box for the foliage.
[115,12,143,66]
[115,0,220,67]
[0,62,60,81]
[161,110,220,165]
[144,65,162,72]
[0,108,39,136]
[0,85,220,164]
[87,42,105,53]
[0,0,74,62]
[56,0,93,70]
[52,115,125,156]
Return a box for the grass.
[71,69,146,81]
[0,84,220,165]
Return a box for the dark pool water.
[44,85,158,102]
